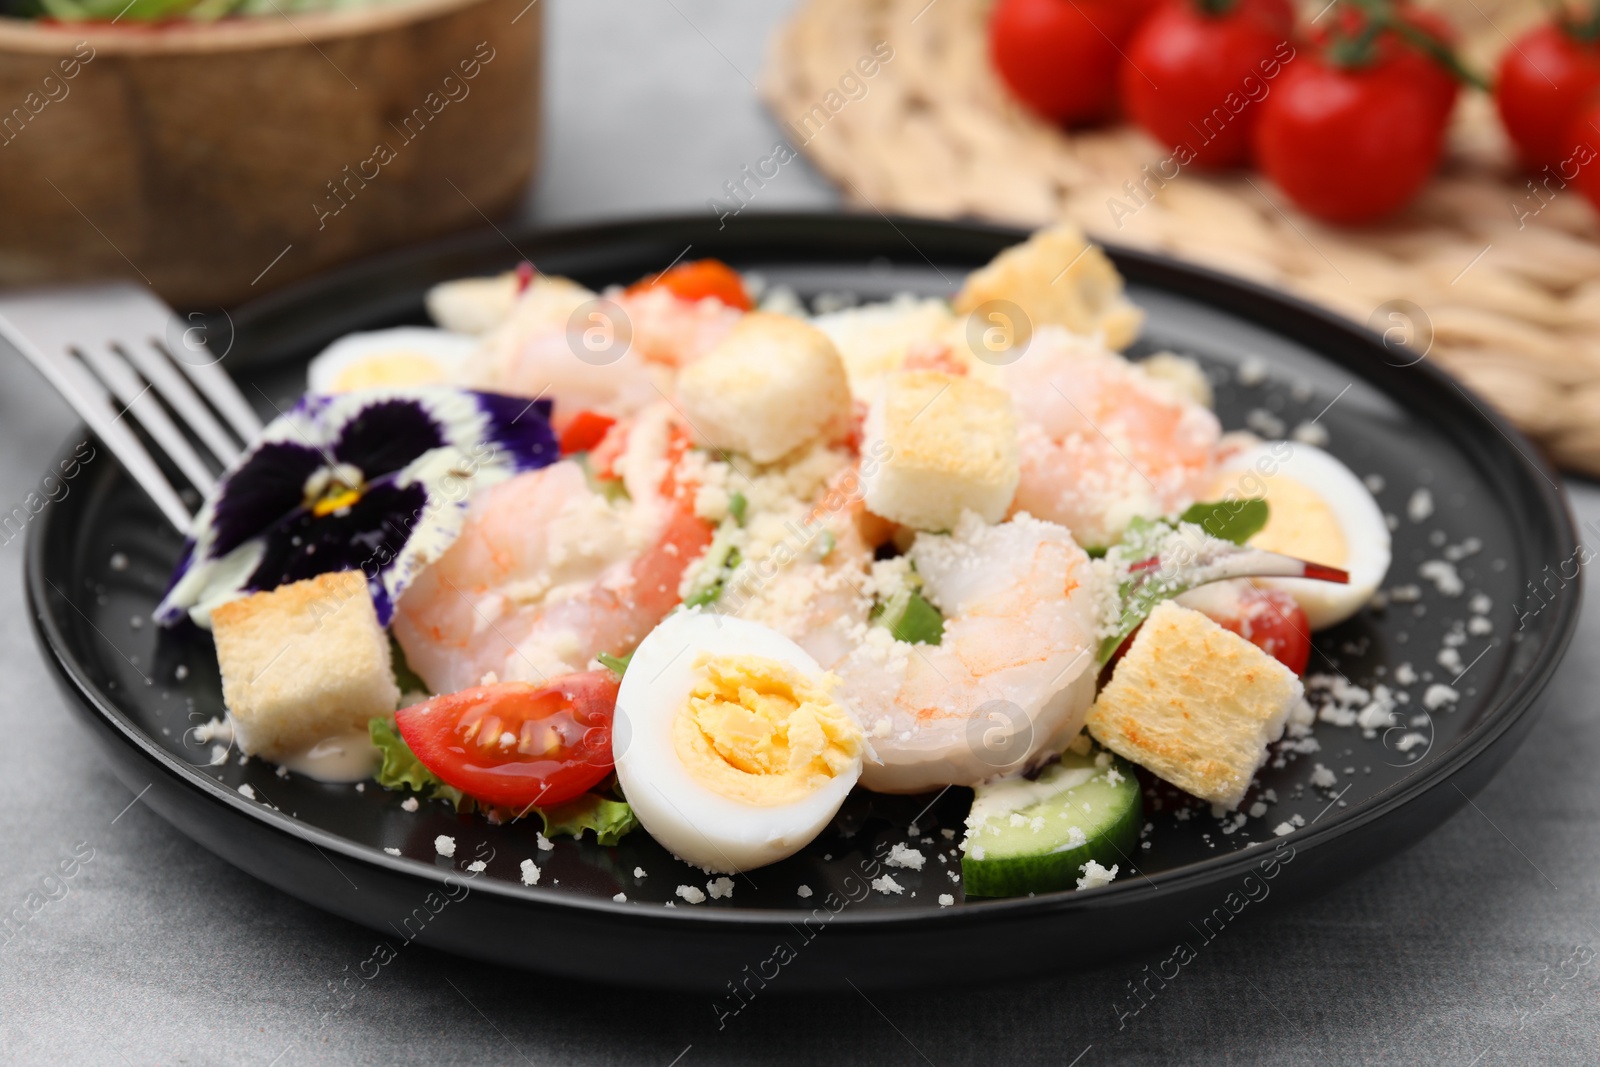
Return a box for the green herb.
[1176,497,1269,546]
[577,453,631,504]
[727,491,748,526]
[872,584,944,645]
[683,544,741,608]
[370,716,468,811]
[597,651,633,678]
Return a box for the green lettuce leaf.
[370,716,468,811]
[538,793,640,847]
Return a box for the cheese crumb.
[536,832,554,851]
[520,859,540,886]
[237,784,256,800]
[1407,487,1434,522]
[707,877,735,900]
[871,875,905,895]
[797,885,813,898]
[1076,860,1118,890]
[613,892,628,903]
[886,843,925,870]
[1310,764,1338,789]
[938,893,955,907]
[1422,684,1459,710]
[434,835,456,857]
[1394,662,1417,686]
[1273,822,1295,837]
[400,797,419,812]
[633,867,648,879]
[1419,559,1464,596]
[383,847,401,856]
[467,860,486,873]
[675,884,707,904]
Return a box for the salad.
[160,227,1390,899]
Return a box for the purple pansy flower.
[156,387,557,628]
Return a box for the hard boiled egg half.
[614,612,867,874]
[306,327,477,394]
[1206,440,1389,630]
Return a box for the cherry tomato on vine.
[989,0,1158,125]
[628,258,752,309]
[1253,51,1447,223]
[1562,96,1600,212]
[396,672,621,809]
[1497,20,1600,173]
[1311,4,1464,123]
[1120,0,1296,168]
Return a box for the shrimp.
[827,511,1100,794]
[393,404,713,694]
[460,275,745,421]
[998,326,1221,548]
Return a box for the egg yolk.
[1208,470,1347,567]
[674,653,863,807]
[329,353,448,392]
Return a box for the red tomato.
[629,259,752,310]
[1121,0,1295,168]
[1562,98,1600,212]
[1310,5,1462,124]
[990,0,1157,125]
[1498,21,1600,173]
[1201,584,1312,675]
[558,410,618,456]
[1253,53,1447,223]
[396,673,621,809]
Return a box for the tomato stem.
[1328,0,1491,91]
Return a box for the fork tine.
[122,343,244,467]
[78,347,218,496]
[1,339,194,533]
[172,353,264,443]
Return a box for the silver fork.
[0,282,264,534]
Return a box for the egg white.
[306,327,477,394]
[1216,440,1390,630]
[613,611,865,874]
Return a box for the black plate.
[26,214,1581,991]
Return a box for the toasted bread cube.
[212,571,399,761]
[954,225,1144,351]
[425,272,522,335]
[1086,600,1300,810]
[861,370,1020,531]
[677,312,852,463]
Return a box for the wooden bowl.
[0,0,540,306]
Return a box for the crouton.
[954,225,1144,350]
[1086,600,1300,809]
[425,271,523,335]
[811,297,964,398]
[861,370,1020,531]
[676,312,852,463]
[211,571,399,761]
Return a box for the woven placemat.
[762,0,1600,476]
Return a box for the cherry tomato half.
[628,258,752,310]
[1201,583,1312,676]
[1497,21,1600,173]
[990,0,1157,126]
[1121,0,1295,168]
[1253,52,1447,223]
[558,409,618,456]
[396,673,620,809]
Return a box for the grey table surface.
[3,1,1599,1064]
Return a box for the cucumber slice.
[961,746,1142,898]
